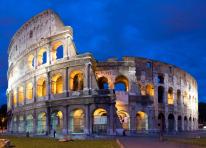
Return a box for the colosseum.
[7,10,198,137]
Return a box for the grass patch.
[0,136,119,148]
[168,137,206,147]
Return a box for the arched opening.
[168,114,175,132]
[158,74,164,84]
[136,111,148,132]
[13,90,17,106]
[37,112,46,134]
[146,84,154,96]
[177,90,181,105]
[26,114,33,133]
[51,111,63,134]
[117,110,130,130]
[114,75,129,92]
[69,109,85,133]
[38,48,47,65]
[51,42,64,61]
[93,108,108,134]
[70,71,84,91]
[19,116,24,133]
[168,87,174,105]
[178,116,182,132]
[37,77,46,97]
[158,113,165,132]
[158,86,164,103]
[51,74,63,94]
[13,116,17,132]
[28,54,35,69]
[18,86,24,105]
[26,82,33,100]
[184,116,188,131]
[98,77,109,89]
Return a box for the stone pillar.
[84,63,90,91]
[16,87,19,107]
[46,107,51,134]
[108,104,115,135]
[63,68,69,97]
[23,83,26,105]
[47,44,51,65]
[129,105,136,134]
[63,106,68,135]
[175,115,178,132]
[47,72,51,100]
[85,104,91,135]
[33,110,37,134]
[33,76,37,103]
[165,113,169,132]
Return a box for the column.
[63,68,69,97]
[33,110,37,134]
[63,106,68,135]
[84,63,92,91]
[129,105,136,134]
[46,107,51,135]
[33,76,37,103]
[16,87,19,107]
[24,83,26,105]
[85,104,91,135]
[47,72,51,100]
[47,44,51,65]
[108,104,115,135]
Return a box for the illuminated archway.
[70,70,84,91]
[117,110,130,130]
[37,77,46,97]
[136,111,148,131]
[98,77,109,89]
[18,86,24,104]
[38,48,47,65]
[146,84,154,96]
[51,111,63,133]
[51,74,63,94]
[114,75,129,92]
[93,108,108,134]
[69,109,85,133]
[19,115,24,133]
[168,87,174,105]
[37,112,46,134]
[28,54,35,69]
[26,82,33,100]
[26,114,33,133]
[51,42,64,61]
[13,90,17,106]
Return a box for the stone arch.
[26,82,33,100]
[177,89,181,105]
[37,77,46,97]
[117,110,130,130]
[168,87,174,105]
[69,108,85,133]
[184,116,188,131]
[178,116,182,132]
[98,77,109,89]
[92,108,108,134]
[26,114,33,133]
[51,73,63,94]
[13,89,17,106]
[37,112,46,134]
[38,47,47,65]
[114,75,129,92]
[18,86,24,105]
[51,41,64,61]
[145,84,154,96]
[51,111,63,134]
[168,114,175,132]
[69,70,84,91]
[28,54,35,69]
[136,111,148,131]
[158,113,165,132]
[158,74,164,84]
[158,86,164,103]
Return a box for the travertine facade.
[7,10,198,137]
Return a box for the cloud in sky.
[0,0,206,104]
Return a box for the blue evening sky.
[0,0,206,105]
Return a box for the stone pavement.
[118,137,201,148]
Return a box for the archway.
[51,42,64,61]
[19,116,24,133]
[37,112,46,134]
[51,111,63,134]
[98,77,109,89]
[114,75,129,92]
[18,86,24,104]
[168,114,175,132]
[70,70,84,91]
[158,113,165,132]
[177,90,181,105]
[117,110,130,130]
[136,111,148,132]
[26,114,33,133]
[51,74,63,94]
[26,82,33,100]
[158,86,164,103]
[28,54,35,69]
[168,87,174,105]
[38,48,47,65]
[93,108,108,134]
[178,116,182,132]
[146,84,154,96]
[69,109,85,133]
[37,77,46,97]
[184,117,188,131]
[13,90,17,106]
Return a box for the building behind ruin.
[7,10,198,136]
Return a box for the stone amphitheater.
[7,10,198,137]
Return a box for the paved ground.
[119,137,201,148]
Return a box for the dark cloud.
[0,0,206,105]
